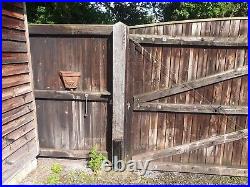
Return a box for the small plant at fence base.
[88,146,107,173]
[46,163,63,184]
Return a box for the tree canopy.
[27,2,248,26]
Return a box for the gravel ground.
[21,158,248,184]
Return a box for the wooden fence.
[2,3,39,183]
[120,17,248,176]
[25,17,248,177]
[28,24,113,158]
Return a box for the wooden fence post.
[112,22,128,162]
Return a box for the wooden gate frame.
[112,20,248,176]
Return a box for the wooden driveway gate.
[29,25,113,158]
[28,18,248,176]
[114,18,248,176]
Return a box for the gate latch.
[84,93,89,117]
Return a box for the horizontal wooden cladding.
[143,162,248,177]
[2,83,32,101]
[2,28,26,42]
[39,148,107,159]
[134,66,248,103]
[2,121,35,148]
[2,63,29,77]
[2,40,27,52]
[3,146,37,182]
[5,2,24,9]
[2,52,29,64]
[3,2,24,14]
[2,92,33,113]
[2,139,37,170]
[29,24,113,36]
[135,102,248,115]
[2,129,36,160]
[132,129,247,161]
[2,103,35,125]
[129,17,248,29]
[2,73,30,89]
[2,15,25,30]
[2,112,35,137]
[129,34,248,47]
[2,9,24,20]
[34,89,111,101]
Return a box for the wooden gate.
[29,25,113,158]
[119,18,248,176]
[28,18,248,176]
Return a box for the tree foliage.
[157,2,248,22]
[26,2,248,25]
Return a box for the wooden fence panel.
[29,26,112,159]
[127,17,248,172]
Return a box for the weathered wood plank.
[2,9,24,20]
[39,148,108,159]
[129,17,247,29]
[2,52,29,64]
[2,41,27,52]
[2,93,33,113]
[140,161,248,177]
[134,66,248,102]
[2,147,37,183]
[134,102,248,115]
[112,22,128,160]
[129,34,247,47]
[2,112,34,137]
[2,121,35,148]
[28,24,113,36]
[2,129,36,160]
[2,83,32,101]
[2,28,26,42]
[2,102,34,125]
[2,139,37,169]
[112,22,128,141]
[132,129,247,161]
[2,15,25,30]
[34,89,111,101]
[2,63,29,77]
[2,73,30,89]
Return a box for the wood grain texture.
[29,24,111,159]
[132,129,247,161]
[2,3,38,183]
[135,102,248,115]
[112,22,128,141]
[29,24,113,36]
[134,66,247,102]
[126,18,248,171]
[142,161,248,177]
[129,34,247,47]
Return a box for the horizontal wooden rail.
[34,89,111,101]
[138,162,248,177]
[132,129,248,161]
[39,148,108,159]
[134,102,248,115]
[134,66,248,103]
[129,17,248,29]
[129,34,248,47]
[29,24,113,36]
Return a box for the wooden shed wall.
[2,3,39,183]
[126,18,248,169]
